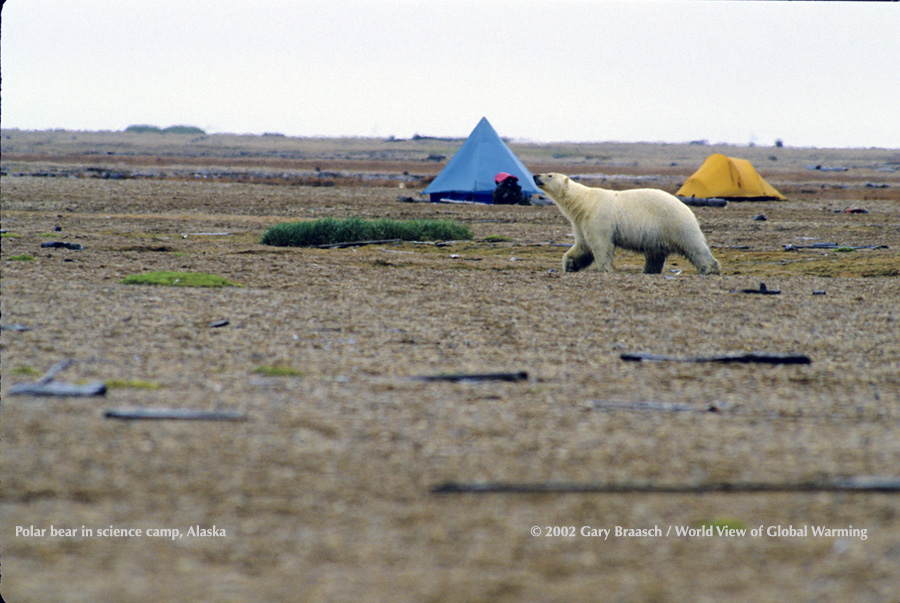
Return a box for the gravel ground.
[2,136,900,601]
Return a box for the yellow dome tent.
[677,153,785,200]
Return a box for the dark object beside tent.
[422,117,541,204]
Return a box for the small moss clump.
[697,517,747,531]
[12,366,40,376]
[254,365,304,377]
[261,217,472,247]
[8,255,35,261]
[120,271,242,287]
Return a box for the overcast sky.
[2,1,898,148]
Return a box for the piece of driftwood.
[741,282,781,295]
[806,164,848,172]
[318,239,402,249]
[677,196,728,208]
[10,381,108,397]
[587,399,895,422]
[783,242,889,251]
[1,323,33,331]
[208,319,230,328]
[432,199,482,205]
[414,371,529,383]
[588,400,721,413]
[784,242,837,250]
[621,352,811,365]
[9,360,108,397]
[431,477,900,495]
[104,408,249,421]
[40,241,83,250]
[36,360,74,384]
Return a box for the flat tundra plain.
[2,130,900,601]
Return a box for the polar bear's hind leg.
[642,252,668,274]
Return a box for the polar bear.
[533,173,720,275]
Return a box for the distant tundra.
[533,173,720,275]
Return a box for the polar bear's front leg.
[562,242,594,272]
[581,230,615,272]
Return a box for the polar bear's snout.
[534,173,561,188]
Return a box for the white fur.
[534,173,720,275]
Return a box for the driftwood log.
[740,283,781,295]
[432,476,900,495]
[783,242,889,251]
[677,196,728,207]
[104,408,249,421]
[621,352,810,365]
[414,371,529,383]
[8,360,107,397]
[40,241,84,250]
[318,239,402,249]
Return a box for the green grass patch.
[120,271,242,287]
[1,232,22,238]
[105,378,163,390]
[260,217,473,247]
[8,254,35,261]
[11,366,40,376]
[697,517,747,531]
[484,235,514,243]
[254,365,304,377]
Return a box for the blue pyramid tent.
[423,117,541,204]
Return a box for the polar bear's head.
[533,173,569,197]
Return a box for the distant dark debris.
[41,241,83,250]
